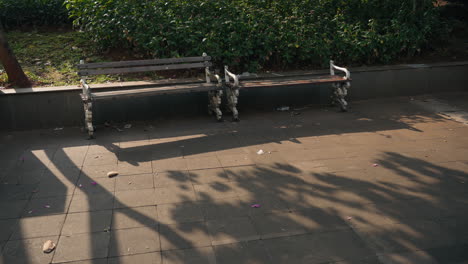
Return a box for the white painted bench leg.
[226,85,239,121]
[332,82,349,112]
[83,100,95,139]
[208,90,223,121]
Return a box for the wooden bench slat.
[239,75,348,88]
[90,83,219,100]
[77,56,211,69]
[79,62,212,76]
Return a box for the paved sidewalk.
[0,94,467,264]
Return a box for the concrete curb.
[1,61,467,130]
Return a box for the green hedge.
[65,0,448,71]
[0,0,70,28]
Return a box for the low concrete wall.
[1,61,467,130]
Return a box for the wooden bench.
[78,53,223,139]
[223,60,352,120]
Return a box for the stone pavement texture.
[0,93,467,264]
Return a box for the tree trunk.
[0,27,31,88]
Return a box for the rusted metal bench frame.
[223,60,351,120]
[78,53,222,139]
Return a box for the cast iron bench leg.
[208,90,223,121]
[226,85,239,121]
[224,66,240,121]
[83,100,94,139]
[331,82,349,112]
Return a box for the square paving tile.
[1,168,44,185]
[223,165,258,181]
[114,189,155,208]
[154,171,192,188]
[152,158,187,173]
[109,227,160,256]
[157,202,203,224]
[238,194,290,216]
[182,141,219,159]
[213,240,272,264]
[159,222,211,250]
[251,212,308,239]
[200,197,246,221]
[12,157,49,171]
[332,203,394,230]
[118,149,152,161]
[388,220,456,253]
[290,208,351,232]
[69,193,114,213]
[249,152,288,166]
[53,258,108,264]
[52,232,110,263]
[162,246,217,264]
[108,252,162,264]
[194,182,239,201]
[262,235,329,264]
[32,180,76,198]
[152,146,184,160]
[22,195,72,217]
[11,214,66,239]
[83,152,118,166]
[188,168,230,184]
[80,164,118,179]
[377,250,439,264]
[87,143,119,156]
[117,161,153,176]
[115,173,154,191]
[0,200,28,219]
[61,210,113,235]
[186,157,222,170]
[2,236,58,264]
[0,158,17,173]
[207,216,259,245]
[217,154,255,167]
[52,151,87,167]
[0,184,36,201]
[0,219,18,241]
[74,177,115,196]
[308,230,376,262]
[112,206,158,229]
[215,146,251,157]
[41,167,81,184]
[154,185,197,205]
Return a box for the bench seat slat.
[90,83,219,100]
[79,62,212,76]
[239,75,348,89]
[77,56,211,69]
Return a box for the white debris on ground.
[42,240,56,253]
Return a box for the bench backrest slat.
[77,56,211,70]
[79,62,212,76]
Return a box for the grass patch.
[0,30,164,87]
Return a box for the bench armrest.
[80,78,92,101]
[205,67,222,87]
[79,60,92,100]
[224,66,240,87]
[330,60,351,80]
